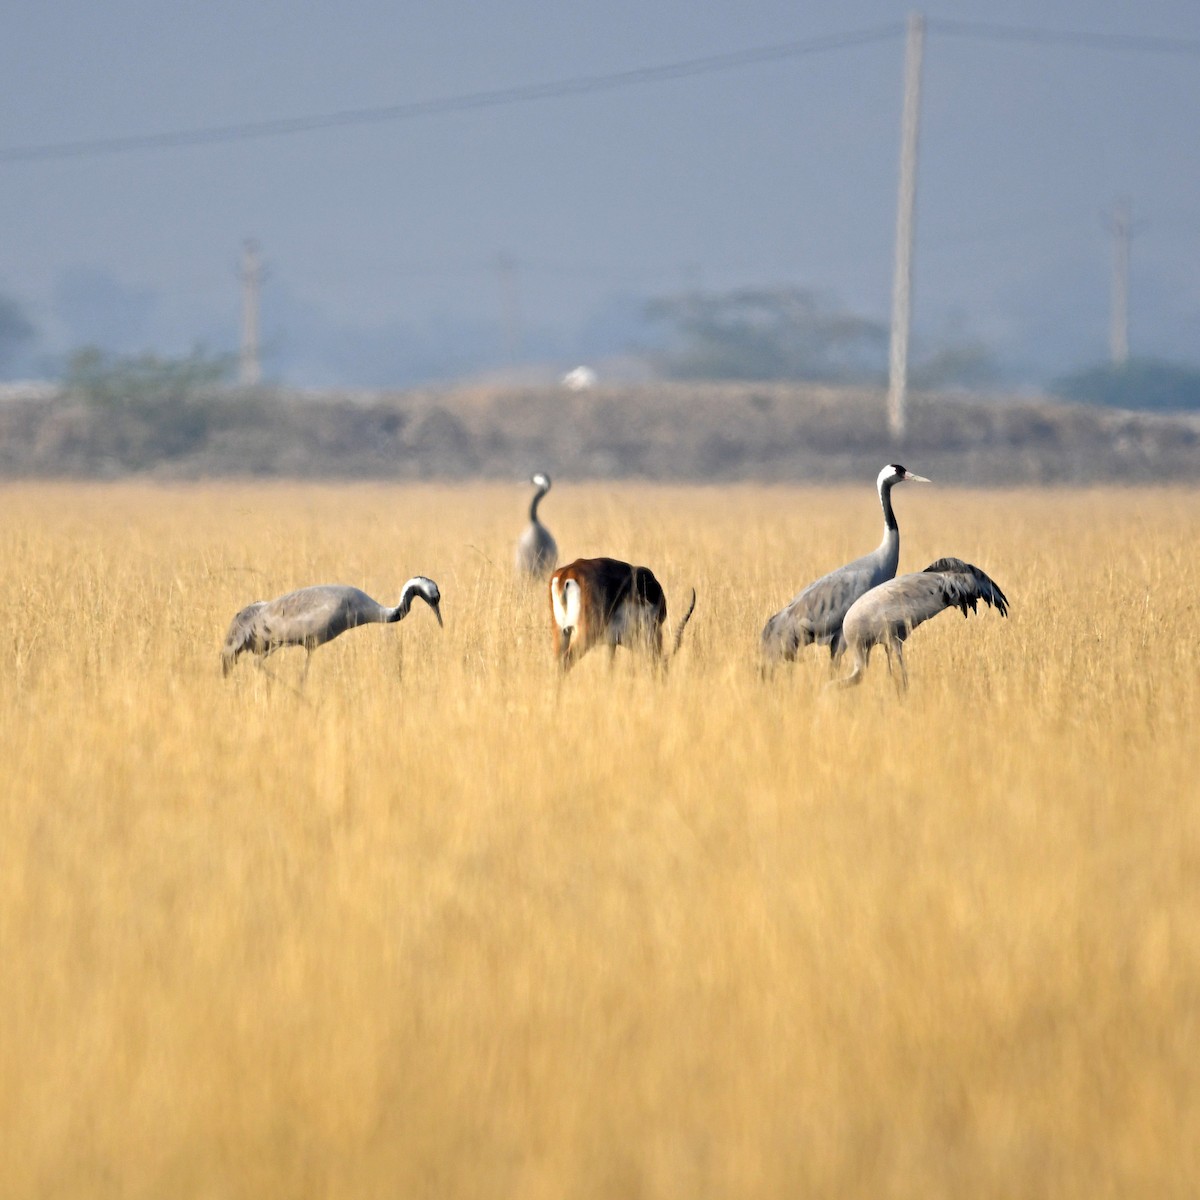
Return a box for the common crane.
[515,472,558,579]
[761,463,929,667]
[221,577,443,678]
[549,556,696,673]
[835,557,1008,692]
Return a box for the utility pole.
[1108,198,1131,366]
[240,238,263,386]
[495,253,522,364]
[886,11,925,442]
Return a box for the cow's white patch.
[552,577,581,632]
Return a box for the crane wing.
[260,585,366,643]
[221,601,267,673]
[858,559,1008,637]
[919,558,1009,619]
[763,557,883,650]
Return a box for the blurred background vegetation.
[2,283,1199,482]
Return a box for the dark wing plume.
[921,558,1009,619]
[221,601,267,674]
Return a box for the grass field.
[1,480,1197,1198]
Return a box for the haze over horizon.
[2,0,1198,389]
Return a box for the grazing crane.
[515,472,558,579]
[761,463,930,667]
[549,556,696,674]
[221,577,443,678]
[835,557,1008,692]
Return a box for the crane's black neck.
[879,477,899,532]
[529,486,548,523]
[387,589,416,623]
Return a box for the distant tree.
[1051,358,1200,412]
[645,287,887,383]
[0,293,36,372]
[65,346,235,466]
[910,340,1000,390]
[66,345,231,405]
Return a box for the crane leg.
[830,644,868,689]
[254,655,286,691]
[829,634,845,674]
[881,640,909,695]
[254,647,280,676]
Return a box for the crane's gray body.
[516,472,558,579]
[837,557,1008,691]
[221,577,441,676]
[761,464,928,665]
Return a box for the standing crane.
[835,557,1008,692]
[221,577,443,678]
[761,463,930,667]
[515,472,558,579]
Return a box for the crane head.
[880,463,931,488]
[531,472,552,491]
[403,576,444,627]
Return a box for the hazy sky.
[2,0,1198,386]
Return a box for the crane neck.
[874,478,901,579]
[386,589,416,623]
[879,477,900,534]
[529,485,549,524]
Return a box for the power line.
[927,18,1200,56]
[0,24,903,165]
[5,17,1195,168]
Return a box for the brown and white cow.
[548,556,696,673]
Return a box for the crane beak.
[432,602,444,628]
[906,472,931,483]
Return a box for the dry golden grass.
[1,480,1198,1199]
